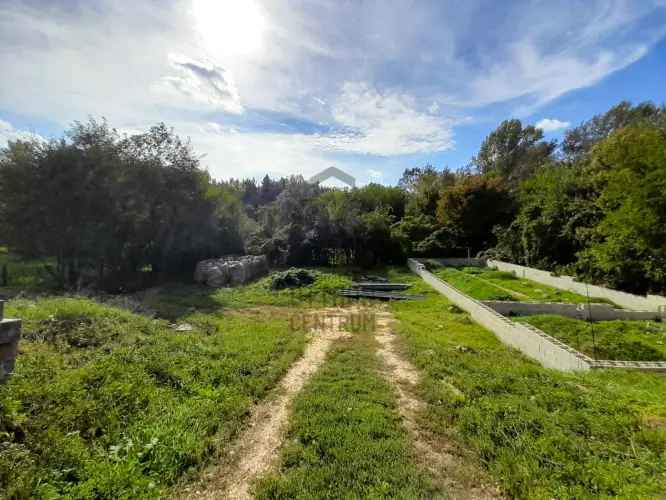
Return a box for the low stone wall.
[487,259,666,313]
[481,301,664,321]
[408,259,592,371]
[0,300,21,382]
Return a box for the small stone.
[174,323,194,332]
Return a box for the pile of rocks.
[194,255,268,287]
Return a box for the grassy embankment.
[517,315,666,361]
[433,265,605,303]
[255,326,438,499]
[0,264,351,498]
[388,268,666,498]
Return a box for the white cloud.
[154,55,243,113]
[0,0,665,180]
[323,82,454,156]
[536,118,571,132]
[0,119,43,145]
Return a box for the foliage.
[436,176,515,253]
[493,163,599,268]
[473,119,555,186]
[575,127,666,293]
[269,268,316,290]
[389,268,666,498]
[562,101,666,162]
[0,120,243,289]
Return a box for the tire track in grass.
[254,310,438,499]
[374,308,503,499]
[179,309,351,500]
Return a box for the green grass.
[0,247,56,291]
[388,267,666,498]
[517,315,666,361]
[255,330,437,499]
[434,266,607,304]
[0,293,307,498]
[140,269,353,321]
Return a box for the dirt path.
[179,309,351,500]
[373,309,503,499]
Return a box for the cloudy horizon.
[1,0,666,184]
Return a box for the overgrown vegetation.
[255,329,437,498]
[388,268,666,498]
[3,101,666,294]
[0,291,308,498]
[269,268,317,290]
[517,315,666,361]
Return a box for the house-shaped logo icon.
[309,166,356,188]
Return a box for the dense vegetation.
[388,269,666,498]
[1,101,665,293]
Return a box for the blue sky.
[1,0,666,185]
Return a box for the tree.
[562,101,666,162]
[473,119,555,186]
[436,175,515,253]
[492,164,599,268]
[399,165,456,217]
[575,127,666,293]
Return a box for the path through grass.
[255,323,438,499]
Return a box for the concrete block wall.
[429,258,488,268]
[481,301,664,322]
[408,259,592,371]
[487,259,666,313]
[0,300,21,382]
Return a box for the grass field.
[433,265,606,303]
[388,268,666,498]
[517,315,666,361]
[0,283,320,497]
[255,328,438,499]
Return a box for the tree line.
[1,101,665,294]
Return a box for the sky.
[1,0,666,186]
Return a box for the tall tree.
[473,119,555,186]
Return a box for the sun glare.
[192,0,266,58]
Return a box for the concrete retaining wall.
[429,258,487,268]
[0,300,21,382]
[408,259,593,371]
[487,259,666,313]
[481,301,664,321]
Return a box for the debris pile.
[194,255,268,287]
[270,268,317,290]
